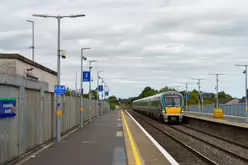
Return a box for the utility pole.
[80,48,88,128]
[33,13,85,143]
[101,78,104,114]
[89,60,97,121]
[97,71,103,117]
[183,83,193,111]
[75,72,77,91]
[193,78,204,113]
[208,73,225,109]
[27,20,35,61]
[235,64,248,122]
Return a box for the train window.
[164,96,181,107]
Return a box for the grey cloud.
[2,0,248,99]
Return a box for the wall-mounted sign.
[0,98,16,119]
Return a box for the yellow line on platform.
[121,111,142,165]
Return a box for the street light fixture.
[89,60,97,122]
[235,64,248,122]
[26,20,35,61]
[80,48,89,128]
[208,73,225,109]
[33,13,85,144]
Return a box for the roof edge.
[0,53,57,76]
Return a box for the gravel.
[129,111,210,165]
[172,125,248,160]
[130,111,248,165]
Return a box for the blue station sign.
[98,85,104,92]
[0,98,17,119]
[54,85,66,95]
[184,93,190,99]
[105,91,109,96]
[83,71,91,82]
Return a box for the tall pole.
[56,17,61,143]
[89,60,97,122]
[89,62,92,121]
[80,54,83,128]
[97,71,102,117]
[80,48,89,128]
[97,73,99,117]
[235,64,248,122]
[102,78,104,113]
[209,73,225,109]
[246,66,247,122]
[186,84,188,111]
[193,78,204,113]
[33,13,85,143]
[27,20,35,61]
[75,72,77,91]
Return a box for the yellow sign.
[80,108,84,112]
[57,110,62,116]
[89,106,92,110]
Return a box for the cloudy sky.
[1,0,248,99]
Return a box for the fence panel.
[189,103,246,117]
[0,84,110,164]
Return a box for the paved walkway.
[22,110,126,165]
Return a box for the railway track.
[128,110,248,165]
[182,124,248,149]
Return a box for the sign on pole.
[83,71,90,82]
[105,91,109,96]
[98,85,103,92]
[0,98,16,119]
[184,93,190,99]
[54,85,66,95]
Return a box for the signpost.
[184,93,190,99]
[105,91,109,96]
[83,71,90,82]
[98,85,103,92]
[54,85,66,95]
[0,98,16,119]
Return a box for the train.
[132,91,184,123]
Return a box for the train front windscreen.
[164,96,181,107]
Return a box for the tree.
[83,94,89,99]
[109,95,118,104]
[65,87,71,96]
[218,91,232,98]
[138,86,158,98]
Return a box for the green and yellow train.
[132,91,184,123]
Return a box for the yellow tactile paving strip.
[121,110,143,165]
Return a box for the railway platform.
[13,109,176,165]
[184,111,248,128]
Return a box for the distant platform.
[184,111,248,128]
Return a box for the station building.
[0,53,57,92]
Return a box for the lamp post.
[97,71,103,117]
[26,20,35,61]
[183,83,193,111]
[32,13,85,143]
[208,73,225,109]
[101,77,104,114]
[89,60,97,122]
[192,78,204,113]
[235,64,248,122]
[80,48,89,128]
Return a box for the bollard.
[214,108,224,118]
